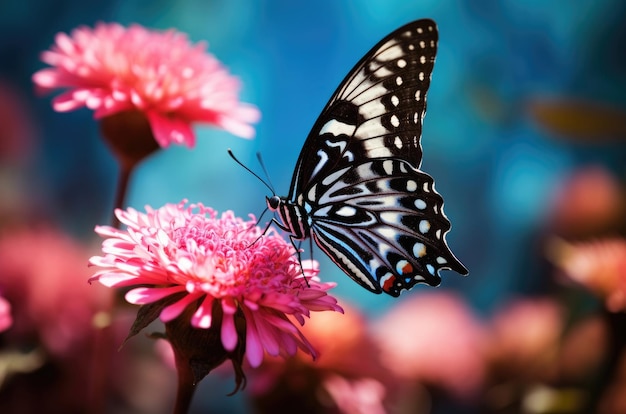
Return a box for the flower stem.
[87,314,113,414]
[173,354,198,414]
[112,164,132,228]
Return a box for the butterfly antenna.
[255,152,276,194]
[227,148,275,195]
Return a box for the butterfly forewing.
[273,19,467,296]
[290,19,438,194]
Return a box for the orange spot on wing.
[382,275,397,292]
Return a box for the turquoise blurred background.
[4,0,626,312]
[2,0,626,411]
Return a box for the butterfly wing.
[282,19,466,296]
[306,159,467,296]
[288,19,438,197]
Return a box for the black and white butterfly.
[267,19,467,296]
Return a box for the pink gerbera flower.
[89,200,342,388]
[33,23,260,147]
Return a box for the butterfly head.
[266,195,281,212]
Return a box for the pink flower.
[247,302,389,413]
[0,295,12,333]
[487,297,563,380]
[549,238,626,312]
[0,227,110,357]
[89,200,343,370]
[374,292,486,398]
[549,166,623,238]
[322,375,387,414]
[33,23,260,147]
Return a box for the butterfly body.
[268,19,467,296]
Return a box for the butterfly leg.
[288,235,311,287]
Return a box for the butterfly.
[267,19,468,296]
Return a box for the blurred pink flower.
[89,200,343,368]
[33,22,260,147]
[0,295,12,333]
[549,238,626,312]
[374,291,486,398]
[549,166,623,237]
[0,227,110,357]
[487,297,563,380]
[322,375,387,414]
[248,302,388,414]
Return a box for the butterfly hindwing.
[306,158,466,296]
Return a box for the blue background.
[2,0,626,411]
[3,0,626,311]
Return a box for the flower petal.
[146,111,195,147]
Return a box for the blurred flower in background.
[32,22,260,148]
[486,297,563,382]
[248,302,388,414]
[0,227,110,358]
[89,200,343,390]
[0,226,113,412]
[548,166,624,239]
[549,238,626,313]
[373,292,486,410]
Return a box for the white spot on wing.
[307,184,317,202]
[320,119,356,137]
[377,43,403,61]
[377,227,396,240]
[390,115,399,127]
[406,180,417,192]
[357,118,390,139]
[415,199,427,209]
[419,220,430,233]
[359,98,387,118]
[380,211,401,225]
[394,136,402,149]
[336,206,357,217]
[413,242,426,257]
[346,77,388,105]
[397,59,406,68]
[436,256,447,264]
[382,160,394,175]
[363,136,393,158]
